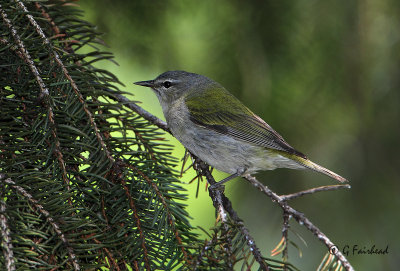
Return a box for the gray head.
[134,71,217,104]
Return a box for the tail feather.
[300,158,347,183]
[276,151,348,183]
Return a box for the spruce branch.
[193,236,217,269]
[0,174,80,271]
[14,0,114,162]
[1,1,197,269]
[0,4,49,96]
[1,3,73,195]
[120,178,151,271]
[121,161,192,266]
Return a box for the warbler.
[135,71,347,186]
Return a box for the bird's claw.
[209,182,225,192]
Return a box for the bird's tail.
[299,157,347,183]
[284,153,348,183]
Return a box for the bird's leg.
[209,168,246,190]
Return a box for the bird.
[135,71,347,186]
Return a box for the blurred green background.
[81,1,399,270]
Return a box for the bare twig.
[195,159,269,270]
[244,175,354,271]
[106,89,169,132]
[282,211,290,265]
[193,158,228,223]
[280,184,351,201]
[192,159,234,268]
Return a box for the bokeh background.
[81,1,399,270]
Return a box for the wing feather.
[185,86,307,159]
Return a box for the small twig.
[243,175,354,271]
[105,89,170,132]
[0,4,48,96]
[282,211,290,266]
[193,237,216,269]
[92,238,121,271]
[194,158,228,223]
[280,184,351,201]
[193,159,236,269]
[194,160,269,270]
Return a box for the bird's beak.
[134,80,155,88]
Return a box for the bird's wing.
[185,86,307,158]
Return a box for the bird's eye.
[163,81,172,88]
